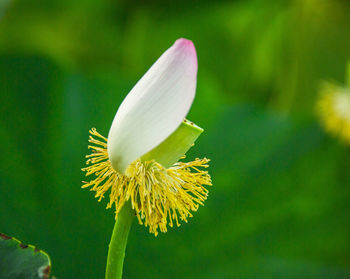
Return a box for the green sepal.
[0,233,52,279]
[141,119,203,168]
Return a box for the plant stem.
[105,202,134,279]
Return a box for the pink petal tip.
[173,38,197,66]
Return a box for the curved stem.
[105,203,134,279]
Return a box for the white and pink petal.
[107,38,198,173]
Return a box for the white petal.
[107,38,198,173]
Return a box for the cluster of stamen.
[82,128,212,235]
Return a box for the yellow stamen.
[316,83,350,143]
[82,128,212,236]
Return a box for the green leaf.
[0,233,52,279]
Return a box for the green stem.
[105,202,134,279]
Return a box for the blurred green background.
[1,0,350,278]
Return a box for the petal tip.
[174,38,194,47]
[173,38,197,66]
